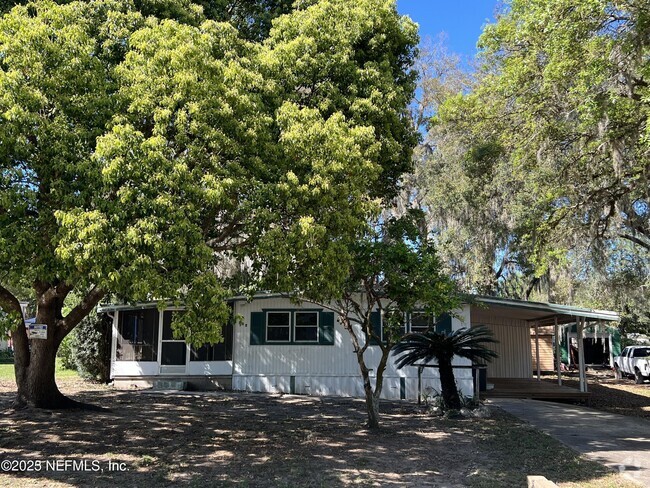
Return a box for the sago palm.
[393,326,498,410]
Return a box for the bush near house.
[394,326,498,410]
[0,348,13,364]
[72,312,112,382]
[56,312,111,382]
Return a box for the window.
[294,311,318,342]
[372,310,446,344]
[250,310,334,346]
[116,309,159,361]
[633,347,650,358]
[410,311,434,333]
[266,312,291,342]
[190,318,233,361]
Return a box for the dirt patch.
[543,369,650,419]
[0,378,636,487]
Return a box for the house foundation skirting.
[232,373,474,401]
[112,375,232,391]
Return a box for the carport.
[470,296,620,399]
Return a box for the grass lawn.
[0,359,79,381]
[0,377,638,488]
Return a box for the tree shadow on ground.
[0,385,624,487]
[544,373,650,419]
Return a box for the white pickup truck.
[614,346,650,384]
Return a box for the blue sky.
[396,1,499,57]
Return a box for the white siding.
[187,361,233,376]
[471,306,532,379]
[110,311,118,378]
[112,361,159,376]
[231,297,473,400]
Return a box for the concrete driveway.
[490,399,650,487]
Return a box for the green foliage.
[393,326,498,368]
[0,1,296,39]
[70,311,111,382]
[569,242,650,335]
[439,0,650,268]
[0,310,22,340]
[413,1,649,330]
[57,334,76,370]
[300,210,462,428]
[195,0,295,41]
[0,347,13,363]
[0,0,418,349]
[335,209,462,326]
[54,309,112,381]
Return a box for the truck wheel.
[635,369,645,384]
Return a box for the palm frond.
[392,326,499,369]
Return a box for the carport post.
[535,322,541,381]
[554,316,562,386]
[577,317,587,393]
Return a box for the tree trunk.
[356,351,380,429]
[338,307,383,430]
[438,358,462,410]
[14,336,73,409]
[3,283,104,409]
[13,304,79,409]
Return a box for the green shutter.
[611,329,622,357]
[560,328,569,363]
[250,311,265,345]
[319,311,335,345]
[436,313,452,334]
[369,310,382,345]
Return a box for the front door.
[159,310,187,374]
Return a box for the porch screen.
[116,309,159,361]
[190,319,233,361]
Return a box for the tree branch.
[620,233,650,252]
[0,283,22,316]
[58,286,106,340]
[0,283,29,373]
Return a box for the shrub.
[57,333,76,370]
[0,348,14,364]
[71,312,112,383]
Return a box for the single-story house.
[98,295,620,400]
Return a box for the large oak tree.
[411,1,649,325]
[0,0,418,408]
[437,0,649,270]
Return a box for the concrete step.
[528,476,558,487]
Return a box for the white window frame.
[409,310,434,334]
[293,311,319,343]
[265,311,291,343]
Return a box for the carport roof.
[472,296,620,325]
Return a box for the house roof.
[98,293,620,326]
